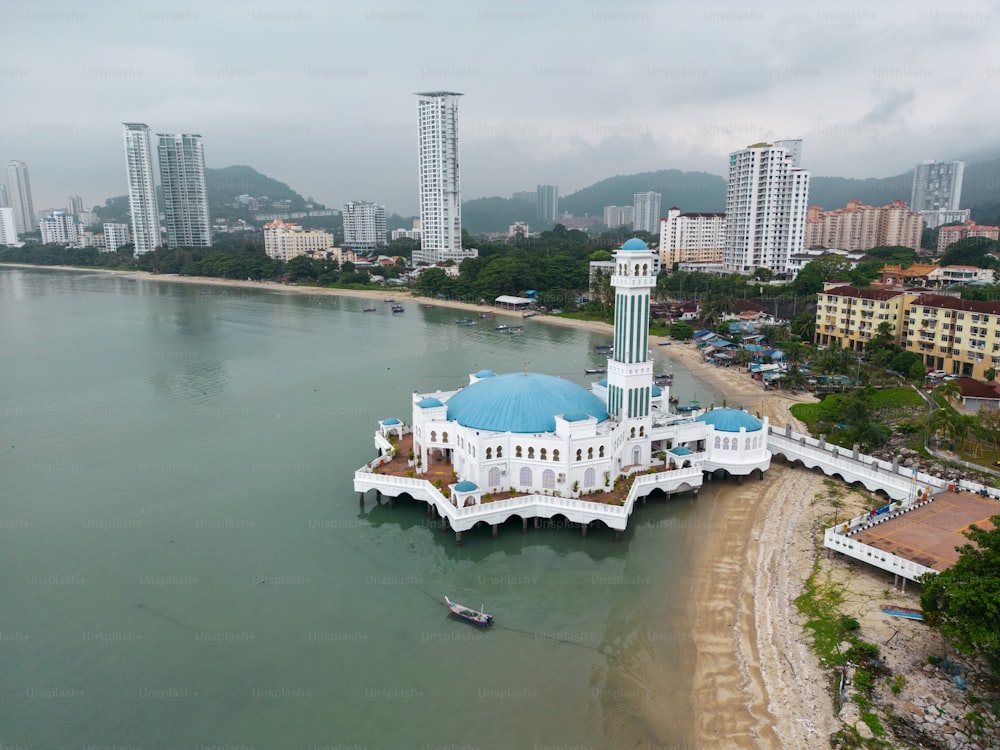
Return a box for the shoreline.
[6,261,837,746]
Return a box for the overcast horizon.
[4,0,998,216]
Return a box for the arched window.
[496,446,503,458]
[540,448,547,461]
[633,264,640,275]
[528,447,535,459]
[745,437,751,450]
[639,426,644,437]
[430,431,437,442]
[588,447,594,460]
[442,432,449,444]
[553,449,559,462]
[630,427,636,438]
[485,447,492,460]
[723,437,730,450]
[576,449,582,462]
[519,466,532,486]
[599,446,605,458]
[542,469,555,489]
[516,445,522,458]
[488,467,501,487]
[714,436,721,449]
[584,468,596,487]
[642,264,648,275]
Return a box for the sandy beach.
[2,263,903,747]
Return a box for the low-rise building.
[937,220,999,253]
[925,265,995,286]
[263,218,336,261]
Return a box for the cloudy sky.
[4,0,998,215]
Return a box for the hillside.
[205,165,321,211]
[460,197,536,234]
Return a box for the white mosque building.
[355,238,771,540]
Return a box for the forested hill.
[558,169,726,217]
[205,165,320,210]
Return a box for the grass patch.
[860,711,887,738]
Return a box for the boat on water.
[655,373,674,384]
[445,596,493,627]
[594,343,613,350]
[363,307,376,312]
[522,311,537,318]
[495,324,509,331]
[881,605,924,621]
[506,326,524,334]
[391,304,404,314]
[676,400,701,413]
[479,312,495,318]
[584,368,607,375]
[455,318,477,326]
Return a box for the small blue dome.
[621,238,648,252]
[651,383,662,397]
[418,397,443,408]
[454,481,478,492]
[597,378,608,387]
[446,372,609,434]
[475,370,496,378]
[696,408,763,433]
[382,417,401,425]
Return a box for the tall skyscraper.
[632,191,662,235]
[0,184,9,208]
[67,194,84,216]
[6,160,37,234]
[122,123,160,254]
[536,184,559,223]
[157,133,211,248]
[415,92,475,265]
[911,160,964,213]
[724,139,810,275]
[342,200,387,252]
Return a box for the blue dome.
[475,369,496,378]
[446,372,609,434]
[696,408,763,433]
[382,417,401,425]
[454,481,478,492]
[651,383,662,397]
[418,397,443,408]
[597,378,608,387]
[621,238,648,251]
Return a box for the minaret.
[607,238,656,468]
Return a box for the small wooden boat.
[456,318,476,326]
[594,343,613,350]
[479,312,495,319]
[363,307,377,312]
[584,368,607,375]
[507,326,524,334]
[391,304,404,314]
[495,324,509,331]
[881,605,924,621]
[445,596,493,627]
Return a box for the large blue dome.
[445,372,609,433]
[621,238,648,252]
[696,408,763,432]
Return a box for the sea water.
[0,267,725,749]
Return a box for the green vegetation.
[791,387,923,451]
[920,516,1000,673]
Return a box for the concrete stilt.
[492,524,498,539]
[375,490,382,504]
[901,578,906,593]
[614,531,622,542]
[455,531,462,545]
[358,492,364,507]
[522,518,528,533]
[581,523,588,538]
[534,518,539,529]
[738,476,744,485]
[387,496,393,509]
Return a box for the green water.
[0,268,725,750]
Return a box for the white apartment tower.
[104,223,132,253]
[415,92,475,265]
[911,160,964,213]
[659,208,726,267]
[0,207,17,246]
[724,139,810,275]
[342,200,387,252]
[633,191,661,235]
[39,211,82,246]
[157,133,211,248]
[122,123,161,254]
[6,161,37,234]
[536,185,559,223]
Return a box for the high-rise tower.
[724,139,809,275]
[6,161,37,234]
[606,237,656,468]
[911,160,964,213]
[157,133,211,248]
[633,191,662,235]
[536,185,559,223]
[122,123,160,254]
[414,92,475,265]
[342,200,386,252]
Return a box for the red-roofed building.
[938,220,999,253]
